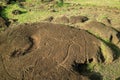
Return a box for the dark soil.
[0,22,104,80]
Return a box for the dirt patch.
[0,22,106,80]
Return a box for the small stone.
[12,10,22,15]
[50,9,57,12]
[69,16,89,24]
[44,16,54,22]
[55,16,69,23]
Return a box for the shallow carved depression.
[10,33,41,58]
[0,22,112,80]
[10,36,34,58]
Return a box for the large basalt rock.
[83,21,120,46]
[0,22,110,80]
[53,15,89,24]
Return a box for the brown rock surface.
[0,22,106,80]
[54,16,69,23]
[0,17,7,30]
[69,16,89,24]
[83,21,120,45]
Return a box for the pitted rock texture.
[0,22,104,80]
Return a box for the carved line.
[58,44,72,66]
[0,55,17,79]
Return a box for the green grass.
[96,59,120,80]
[16,11,52,23]
[1,0,72,24]
[86,29,120,79]
[1,0,120,24]
[1,3,27,18]
[87,32,120,80]
[66,0,120,9]
[1,2,53,23]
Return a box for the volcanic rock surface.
[0,17,7,31]
[69,16,89,24]
[54,16,69,23]
[0,22,109,80]
[83,21,120,46]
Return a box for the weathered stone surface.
[83,21,120,45]
[0,22,107,80]
[69,16,89,24]
[54,16,69,23]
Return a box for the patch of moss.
[56,0,64,7]
[1,3,27,18]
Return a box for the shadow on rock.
[72,61,103,80]
[116,77,120,80]
[89,72,103,80]
[72,61,89,74]
[116,32,120,42]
